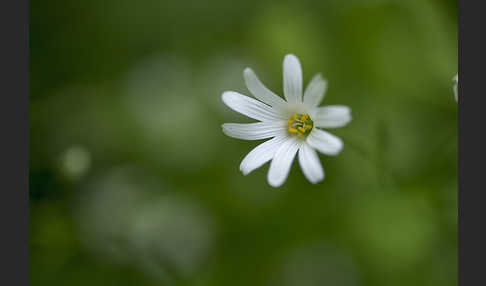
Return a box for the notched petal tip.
[308,177,323,184]
[268,182,281,188]
[243,67,253,76]
[326,141,343,156]
[340,106,352,123]
[221,123,231,136]
[284,53,298,61]
[221,90,234,101]
[221,91,231,105]
[342,108,353,126]
[312,167,325,183]
[239,165,251,176]
[311,73,327,86]
[242,68,255,85]
[314,73,324,80]
[267,177,284,188]
[283,54,302,67]
[283,54,302,71]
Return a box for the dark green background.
[30,0,457,285]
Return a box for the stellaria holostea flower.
[222,54,351,187]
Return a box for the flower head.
[222,54,351,187]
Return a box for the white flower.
[453,74,458,102]
[221,54,351,187]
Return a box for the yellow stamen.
[287,113,313,137]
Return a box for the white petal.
[283,54,303,104]
[222,121,287,140]
[313,105,352,128]
[222,91,286,122]
[303,74,328,108]
[243,68,287,108]
[298,143,325,184]
[306,128,343,156]
[267,138,301,187]
[239,136,288,175]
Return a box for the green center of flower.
[288,113,313,137]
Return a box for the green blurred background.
[29,0,457,285]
